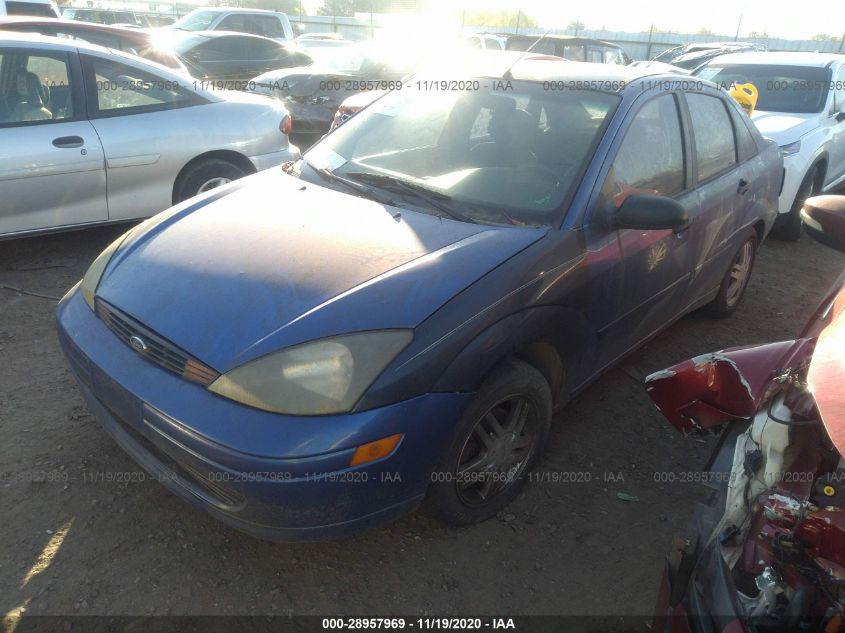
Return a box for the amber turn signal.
[349,434,403,467]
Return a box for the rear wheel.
[174,158,246,204]
[428,359,552,526]
[775,166,819,241]
[706,231,757,318]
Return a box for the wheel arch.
[432,306,592,409]
[172,150,257,205]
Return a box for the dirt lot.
[1,225,843,627]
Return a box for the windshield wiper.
[306,163,399,207]
[343,171,477,224]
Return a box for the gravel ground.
[0,224,842,628]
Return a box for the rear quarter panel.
[92,97,288,221]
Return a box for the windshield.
[697,63,832,113]
[174,10,216,31]
[302,79,619,227]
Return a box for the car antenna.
[502,29,552,80]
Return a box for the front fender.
[432,306,592,402]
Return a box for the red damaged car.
[648,195,845,633]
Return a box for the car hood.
[97,169,545,372]
[751,110,819,146]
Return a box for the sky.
[360,0,845,41]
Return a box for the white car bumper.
[249,144,300,172]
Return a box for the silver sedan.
[0,33,299,238]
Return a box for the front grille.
[95,299,219,387]
[105,402,246,509]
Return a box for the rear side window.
[687,93,737,181]
[729,107,758,162]
[6,1,57,17]
[84,56,198,115]
[586,48,603,63]
[601,94,685,209]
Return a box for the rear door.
[0,45,106,236]
[680,90,752,304]
[80,53,208,220]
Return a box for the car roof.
[0,30,114,52]
[710,51,845,66]
[502,58,670,86]
[507,34,624,50]
[183,7,283,15]
[0,16,149,39]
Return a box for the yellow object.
[824,485,837,497]
[349,434,403,467]
[729,83,758,116]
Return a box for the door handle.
[737,178,750,195]
[52,136,84,149]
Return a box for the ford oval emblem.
[129,335,148,353]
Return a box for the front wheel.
[705,231,758,318]
[428,359,552,526]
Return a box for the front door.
[0,47,106,236]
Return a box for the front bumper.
[777,152,812,216]
[56,288,472,540]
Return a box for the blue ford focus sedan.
[57,60,781,539]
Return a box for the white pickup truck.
[698,52,845,239]
[171,8,293,43]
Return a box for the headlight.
[779,140,801,156]
[208,330,413,415]
[80,231,131,310]
[80,217,158,310]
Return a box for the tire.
[173,158,247,204]
[705,230,758,318]
[774,167,819,241]
[428,359,553,526]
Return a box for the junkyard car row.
[4,13,845,629]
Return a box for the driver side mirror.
[615,194,690,232]
[801,195,845,253]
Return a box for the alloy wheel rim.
[455,395,537,506]
[197,177,232,193]
[726,241,753,307]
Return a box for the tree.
[696,27,714,36]
[463,9,537,29]
[566,20,585,33]
[812,33,837,41]
[747,31,769,39]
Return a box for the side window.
[0,51,74,125]
[483,36,503,50]
[465,36,482,49]
[561,45,586,61]
[85,56,195,115]
[249,15,283,38]
[604,49,624,65]
[600,94,685,210]
[729,106,758,162]
[198,37,245,60]
[217,14,247,33]
[586,48,603,64]
[686,93,737,181]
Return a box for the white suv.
[172,8,293,42]
[697,52,845,239]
